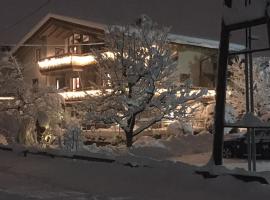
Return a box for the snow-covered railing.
[0,96,15,101]
[223,0,270,25]
[58,89,216,102]
[38,52,114,73]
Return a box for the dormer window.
[67,33,91,54]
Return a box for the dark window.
[55,48,64,56]
[180,74,191,82]
[35,49,41,61]
[32,78,38,86]
[32,79,39,92]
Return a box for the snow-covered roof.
[12,13,245,54]
[168,34,245,51]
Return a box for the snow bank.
[82,143,122,157]
[128,134,213,161]
[133,136,167,149]
[167,121,193,136]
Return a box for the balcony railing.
[38,53,98,73]
[57,88,216,102]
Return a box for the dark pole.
[213,21,230,165]
[244,0,252,171]
[248,25,256,171]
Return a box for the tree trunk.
[125,132,133,147]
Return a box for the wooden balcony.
[38,53,98,73]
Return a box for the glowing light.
[156,89,216,98]
[38,52,114,72]
[58,89,112,101]
[0,97,15,100]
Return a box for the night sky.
[0,0,268,50]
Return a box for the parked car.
[223,129,270,159]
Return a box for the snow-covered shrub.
[203,103,236,134]
[0,111,21,144]
[0,133,7,145]
[0,53,65,146]
[227,56,270,121]
[227,57,246,118]
[82,15,206,147]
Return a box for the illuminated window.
[56,78,65,90]
[68,34,80,53]
[56,79,60,90]
[72,77,80,91]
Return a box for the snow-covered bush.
[82,15,206,147]
[227,57,246,118]
[0,52,65,146]
[227,56,270,121]
[203,103,236,134]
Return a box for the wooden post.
[213,21,230,165]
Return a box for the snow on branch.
[81,15,207,147]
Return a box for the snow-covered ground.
[1,148,270,200]
[175,152,270,172]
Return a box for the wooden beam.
[226,17,268,31]
[47,26,59,37]
[229,47,270,56]
[267,20,270,48]
[55,28,68,38]
[51,19,104,36]
[213,21,230,165]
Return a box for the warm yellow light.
[71,55,96,66]
[38,56,72,69]
[58,89,112,101]
[157,89,216,98]
[0,97,15,100]
[38,52,114,71]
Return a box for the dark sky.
[0,0,268,50]
[0,0,223,43]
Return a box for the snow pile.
[167,121,193,136]
[128,134,213,160]
[223,0,268,25]
[82,143,123,157]
[164,134,213,155]
[133,136,167,149]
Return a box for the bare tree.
[82,15,206,147]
